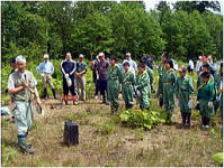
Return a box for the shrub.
[119,109,166,130]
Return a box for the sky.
[143,0,223,14]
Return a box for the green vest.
[11,71,36,101]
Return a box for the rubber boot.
[18,135,35,154]
[166,112,172,124]
[126,103,134,110]
[102,93,109,105]
[111,105,115,114]
[114,104,119,114]
[52,88,57,99]
[181,113,186,127]
[43,88,47,99]
[186,112,191,128]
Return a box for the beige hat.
[98,52,105,57]
[16,55,26,63]
[44,54,49,59]
[126,52,131,57]
[79,54,84,58]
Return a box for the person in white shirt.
[196,56,203,74]
[36,54,56,99]
[188,59,194,73]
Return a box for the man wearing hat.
[36,54,56,99]
[97,52,109,104]
[75,54,87,101]
[123,52,137,74]
[8,55,41,154]
[176,66,194,128]
[61,52,78,105]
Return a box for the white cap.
[98,52,105,57]
[66,52,71,56]
[16,55,26,63]
[126,52,131,56]
[44,54,49,59]
[79,54,84,58]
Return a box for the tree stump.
[63,120,79,146]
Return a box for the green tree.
[173,1,221,13]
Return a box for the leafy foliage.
[119,109,166,130]
[173,1,221,13]
[212,152,223,165]
[1,1,223,62]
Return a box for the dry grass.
[1,96,223,167]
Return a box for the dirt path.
[1,97,223,167]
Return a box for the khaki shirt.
[8,70,37,101]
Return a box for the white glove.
[41,73,45,77]
[188,100,193,109]
[208,101,213,108]
[65,74,69,78]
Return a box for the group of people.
[159,55,223,127]
[4,52,223,154]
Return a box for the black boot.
[186,112,191,128]
[43,88,48,99]
[52,88,57,99]
[181,113,186,126]
[166,112,172,124]
[114,104,119,113]
[102,93,109,105]
[126,103,133,110]
[18,135,35,154]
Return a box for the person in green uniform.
[157,54,168,107]
[135,63,150,110]
[108,57,122,114]
[8,55,41,154]
[214,63,223,118]
[197,72,215,128]
[176,66,194,128]
[142,60,153,98]
[197,63,215,110]
[197,63,215,89]
[163,59,177,123]
[121,62,135,109]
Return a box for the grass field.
[1,60,223,166]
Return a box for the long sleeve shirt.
[97,60,109,80]
[61,60,76,76]
[36,61,54,74]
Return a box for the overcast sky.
[143,0,223,14]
